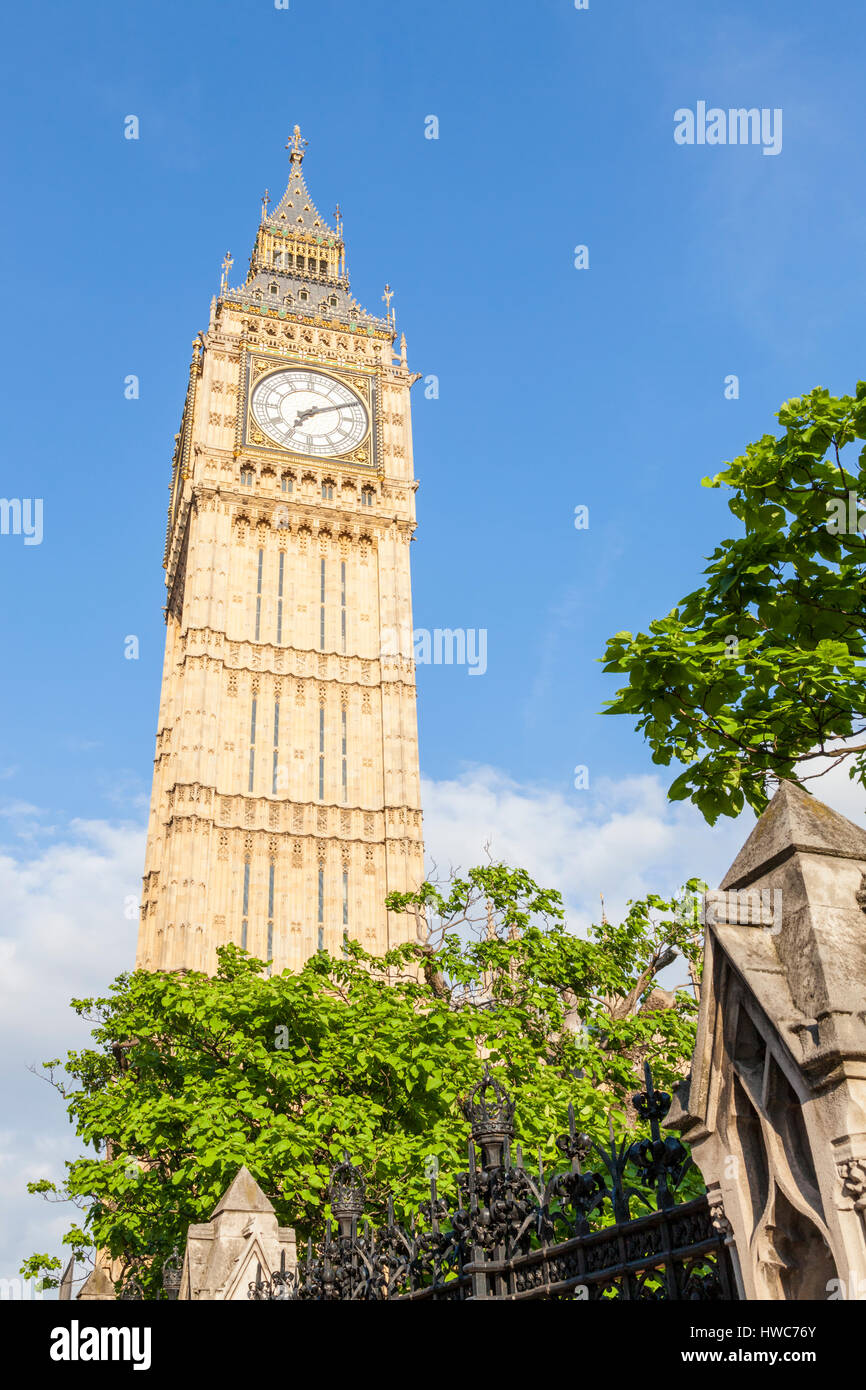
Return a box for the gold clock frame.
[241,350,381,471]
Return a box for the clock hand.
[293,402,352,426]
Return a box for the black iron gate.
[250,1065,738,1301]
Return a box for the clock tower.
[137,128,425,974]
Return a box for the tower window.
[269,282,278,295]
[276,549,285,645]
[342,869,349,951]
[318,704,325,800]
[241,468,254,487]
[360,487,374,507]
[317,866,324,952]
[281,474,293,493]
[254,547,263,642]
[341,707,347,804]
[340,559,346,654]
[272,699,280,796]
[266,861,275,975]
[241,860,250,951]
[299,289,309,302]
[322,481,334,501]
[248,696,257,793]
[320,557,326,650]
[320,259,328,274]
[328,294,338,307]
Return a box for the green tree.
[22,865,702,1297]
[602,384,866,823]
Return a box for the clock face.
[250,368,369,457]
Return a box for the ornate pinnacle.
[462,1065,515,1169]
[328,1156,365,1236]
[286,124,308,165]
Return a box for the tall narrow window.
[241,861,250,951]
[342,869,349,952]
[340,560,346,654]
[254,547,263,642]
[276,551,285,645]
[266,861,275,976]
[317,867,324,951]
[319,558,326,651]
[318,705,325,800]
[341,707,347,803]
[248,696,257,793]
[272,699,280,795]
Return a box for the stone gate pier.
[668,781,866,1300]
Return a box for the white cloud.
[421,765,750,933]
[793,754,866,826]
[0,817,145,1289]
[422,760,866,934]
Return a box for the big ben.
[136,128,424,974]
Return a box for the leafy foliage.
[602,385,866,822]
[22,865,701,1296]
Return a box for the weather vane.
[220,251,234,294]
[286,124,307,163]
[261,188,270,219]
[382,284,395,324]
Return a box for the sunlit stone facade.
[136,129,424,974]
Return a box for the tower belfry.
[137,130,424,974]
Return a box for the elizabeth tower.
[136,129,424,974]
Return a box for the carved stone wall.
[179,1167,296,1301]
[668,782,866,1300]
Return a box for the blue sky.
[1,0,866,1289]
[2,0,865,824]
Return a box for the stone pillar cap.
[721,780,866,891]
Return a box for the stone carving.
[179,1168,296,1301]
[667,781,866,1300]
[838,1159,866,1210]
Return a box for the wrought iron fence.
[250,1063,738,1301]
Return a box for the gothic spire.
[266,125,339,239]
[218,129,391,334]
